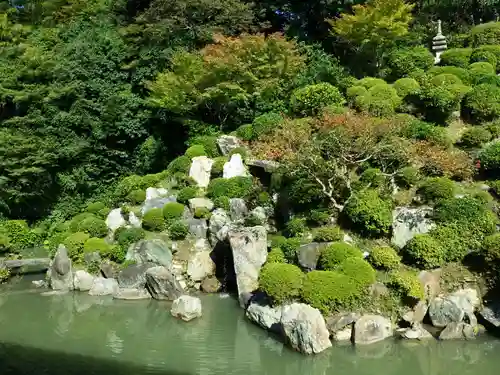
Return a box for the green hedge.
[259,263,303,305]
[403,234,444,269]
[417,177,455,203]
[471,22,500,47]
[318,242,363,270]
[338,257,376,289]
[386,47,435,80]
[393,77,420,98]
[63,232,90,261]
[142,208,166,231]
[440,48,472,68]
[369,246,401,270]
[185,144,207,158]
[290,82,346,116]
[343,190,392,237]
[463,84,500,123]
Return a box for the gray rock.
[188,197,214,212]
[73,270,95,292]
[171,295,202,322]
[141,196,176,215]
[100,260,118,279]
[106,208,126,233]
[429,297,465,328]
[399,324,433,340]
[403,301,428,324]
[354,315,393,345]
[333,326,353,341]
[32,280,46,288]
[145,266,184,300]
[126,239,173,268]
[83,251,101,270]
[209,209,231,245]
[187,251,215,282]
[249,206,268,225]
[246,302,282,334]
[448,288,480,315]
[439,322,477,340]
[189,156,213,188]
[228,226,268,307]
[117,263,155,289]
[280,303,332,354]
[391,206,435,248]
[246,159,280,172]
[88,277,119,296]
[229,198,248,221]
[298,243,330,271]
[326,312,360,335]
[418,269,442,300]
[129,212,142,228]
[113,288,151,300]
[201,276,221,293]
[48,245,74,291]
[478,304,500,332]
[145,187,169,200]
[186,218,208,239]
[217,135,241,156]
[223,154,249,179]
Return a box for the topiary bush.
[395,166,420,188]
[369,246,401,270]
[476,74,500,87]
[386,47,435,80]
[356,77,387,89]
[126,189,146,205]
[480,141,500,174]
[194,207,211,219]
[167,155,191,175]
[469,61,496,84]
[463,84,500,123]
[431,73,463,86]
[313,226,343,242]
[142,208,166,231]
[301,270,358,313]
[77,216,108,238]
[235,124,254,141]
[86,202,107,215]
[318,242,363,270]
[471,22,500,47]
[176,187,198,205]
[343,190,392,237]
[252,112,283,139]
[259,263,303,305]
[388,270,424,300]
[338,257,376,289]
[402,119,451,147]
[267,248,286,263]
[393,77,420,98]
[63,232,90,261]
[308,209,331,226]
[440,48,472,68]
[188,135,221,158]
[83,237,113,255]
[284,217,308,238]
[169,221,189,240]
[207,177,253,199]
[417,177,455,203]
[459,127,492,148]
[354,84,402,117]
[346,85,368,105]
[290,82,346,116]
[358,168,386,187]
[428,66,471,84]
[115,227,145,249]
[185,144,207,158]
[471,50,497,70]
[271,236,302,263]
[403,234,444,269]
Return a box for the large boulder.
[280,303,332,354]
[246,159,280,172]
[73,270,95,292]
[201,276,221,293]
[391,206,435,248]
[418,269,442,300]
[88,277,119,296]
[325,312,360,339]
[223,154,249,179]
[187,251,215,282]
[117,263,155,289]
[188,198,214,212]
[145,187,169,200]
[126,239,173,268]
[186,218,208,239]
[229,198,248,221]
[399,324,434,340]
[171,295,202,322]
[113,288,151,300]
[354,315,393,345]
[145,266,184,300]
[298,243,330,271]
[209,209,231,245]
[448,288,480,316]
[439,322,477,340]
[246,302,282,334]
[217,135,241,156]
[48,245,74,291]
[189,156,213,188]
[106,208,126,233]
[228,226,268,307]
[428,296,465,328]
[129,212,142,228]
[141,196,176,215]
[478,303,500,334]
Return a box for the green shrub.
[169,221,189,240]
[86,202,107,214]
[459,127,492,148]
[211,157,227,178]
[402,119,450,148]
[313,226,343,242]
[142,208,166,231]
[0,234,11,254]
[185,144,207,158]
[318,242,363,270]
[476,74,500,87]
[63,232,90,261]
[308,209,331,226]
[403,234,444,269]
[418,82,471,124]
[115,227,145,248]
[176,187,198,204]
[393,77,420,98]
[285,217,308,238]
[388,270,424,300]
[113,173,167,200]
[359,168,386,187]
[207,177,253,199]
[418,177,455,203]
[486,120,500,137]
[0,266,10,283]
[471,22,500,47]
[469,61,496,84]
[189,135,220,158]
[463,84,500,123]
[252,112,283,139]
[480,141,500,173]
[471,50,497,70]
[428,66,471,84]
[431,73,463,86]
[271,236,302,263]
[0,220,34,251]
[259,263,303,305]
[346,85,367,104]
[354,84,402,117]
[167,155,191,174]
[77,216,108,238]
[395,167,420,188]
[228,147,248,159]
[338,257,376,289]
[290,82,346,116]
[343,190,392,237]
[386,47,435,80]
[257,191,272,206]
[126,189,146,205]
[194,207,211,219]
[369,246,401,270]
[356,77,387,89]
[235,124,254,141]
[84,237,113,254]
[267,248,286,263]
[429,224,470,262]
[434,196,494,227]
[213,196,230,211]
[301,270,358,313]
[482,233,500,263]
[440,48,472,68]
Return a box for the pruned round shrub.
[388,270,424,300]
[338,257,376,288]
[63,232,90,261]
[440,48,472,68]
[463,84,500,123]
[188,135,220,158]
[270,236,302,263]
[301,270,357,313]
[77,216,108,238]
[402,119,450,147]
[486,120,500,137]
[356,77,387,89]
[474,45,500,66]
[211,156,227,178]
[417,82,471,123]
[469,61,496,84]
[252,112,283,139]
[0,220,37,251]
[471,22,500,47]
[167,155,191,174]
[228,147,248,159]
[395,166,420,188]
[290,82,346,116]
[354,84,402,117]
[162,202,185,222]
[86,202,107,214]
[476,74,500,87]
[343,190,392,237]
[235,124,254,141]
[393,78,420,98]
[185,144,207,158]
[308,209,331,226]
[417,177,455,203]
[431,73,463,86]
[194,207,211,219]
[207,177,253,199]
[386,47,435,80]
[459,127,492,148]
[142,208,166,231]
[369,246,401,270]
[403,234,444,269]
[471,50,497,70]
[169,221,189,240]
[69,213,93,233]
[285,217,308,238]
[84,237,113,255]
[313,226,343,242]
[126,189,146,205]
[259,263,303,305]
[480,141,500,173]
[346,85,368,105]
[115,227,145,248]
[0,234,11,254]
[482,233,500,263]
[318,242,363,270]
[428,66,470,84]
[429,224,470,262]
[213,196,230,211]
[176,186,198,204]
[267,248,286,263]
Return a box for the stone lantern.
[432,20,447,64]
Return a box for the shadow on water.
[0,341,192,375]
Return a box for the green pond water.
[1,275,500,375]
